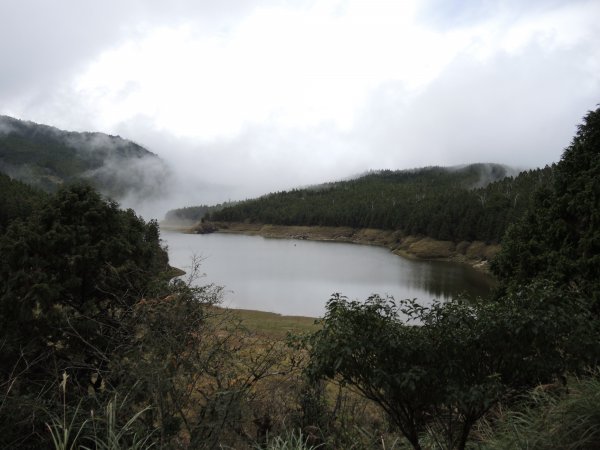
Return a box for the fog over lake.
[163,231,494,317]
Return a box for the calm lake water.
[163,231,495,318]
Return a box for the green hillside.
[206,163,552,243]
[0,115,170,200]
[163,201,240,226]
[0,172,46,232]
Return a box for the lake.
[162,231,495,318]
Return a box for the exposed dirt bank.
[170,222,500,273]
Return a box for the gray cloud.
[0,0,278,113]
[0,120,16,136]
[353,40,600,170]
[417,0,588,29]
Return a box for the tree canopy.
[307,285,597,450]
[209,163,552,243]
[0,183,295,449]
[0,172,46,232]
[0,184,172,446]
[492,106,600,307]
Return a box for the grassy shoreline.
[164,221,500,273]
[228,308,319,337]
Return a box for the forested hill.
[208,163,553,243]
[0,172,46,232]
[163,201,239,226]
[0,115,170,200]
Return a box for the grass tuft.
[480,375,600,450]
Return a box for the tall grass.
[481,375,600,450]
[45,373,155,450]
[256,429,323,450]
[83,397,155,450]
[45,371,89,450]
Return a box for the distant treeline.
[164,205,212,224]
[164,201,238,225]
[209,163,553,243]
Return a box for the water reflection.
[163,232,495,317]
[403,259,493,300]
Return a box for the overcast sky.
[1,0,599,215]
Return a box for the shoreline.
[163,222,500,273]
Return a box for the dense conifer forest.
[206,163,553,243]
[163,202,238,226]
[1,106,599,448]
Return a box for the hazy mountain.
[0,115,170,201]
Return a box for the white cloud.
[71,0,470,139]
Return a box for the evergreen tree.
[209,164,549,244]
[0,173,46,232]
[492,106,600,307]
[0,184,171,446]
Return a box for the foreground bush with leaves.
[306,288,597,450]
[0,184,169,447]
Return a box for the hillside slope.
[206,163,552,243]
[0,115,170,200]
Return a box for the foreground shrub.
[307,287,597,450]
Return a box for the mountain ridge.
[0,115,169,201]
[196,162,553,244]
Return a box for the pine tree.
[492,106,600,307]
